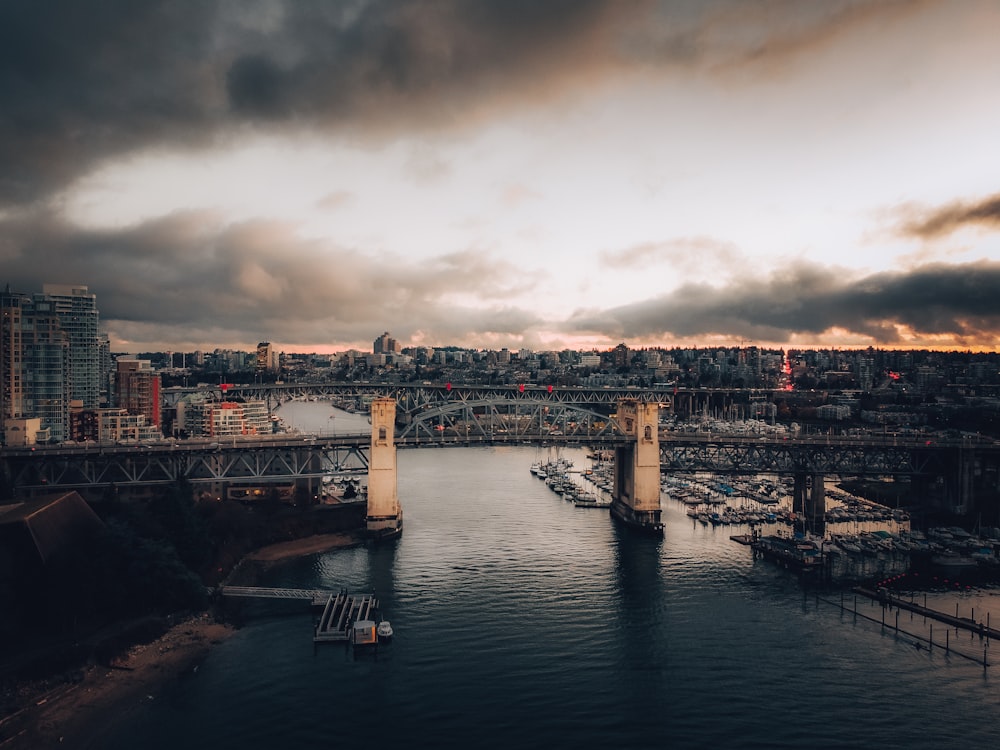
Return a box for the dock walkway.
[219,586,380,644]
[854,587,1000,640]
[314,590,379,643]
[219,586,330,601]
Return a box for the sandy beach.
[0,532,363,749]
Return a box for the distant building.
[175,395,270,437]
[42,284,101,409]
[115,358,161,429]
[816,404,852,420]
[613,343,630,368]
[94,408,162,443]
[27,293,73,442]
[0,288,29,442]
[256,342,278,373]
[204,401,271,437]
[858,352,876,392]
[373,331,401,355]
[1,285,109,442]
[2,418,43,446]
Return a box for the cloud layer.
[0,0,935,206]
[2,0,998,352]
[0,209,541,350]
[898,193,1000,240]
[566,261,1000,348]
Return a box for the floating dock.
[218,586,381,644]
[313,589,379,644]
[750,534,825,571]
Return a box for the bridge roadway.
[160,381,681,410]
[2,429,994,495]
[161,381,792,437]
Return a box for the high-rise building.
[256,342,278,372]
[43,284,101,409]
[613,343,630,368]
[858,352,876,392]
[115,358,161,429]
[0,288,29,443]
[23,293,72,442]
[373,331,401,355]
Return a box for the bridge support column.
[611,400,663,535]
[806,473,826,537]
[366,397,403,540]
[792,473,807,517]
[792,472,825,536]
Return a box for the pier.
[313,590,379,644]
[218,586,380,644]
[853,587,1000,641]
[749,533,825,571]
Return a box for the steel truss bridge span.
[656,433,959,476]
[1,435,373,496]
[160,382,672,415]
[4,431,992,497]
[396,398,620,441]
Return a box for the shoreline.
[0,532,363,749]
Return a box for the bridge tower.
[367,397,403,539]
[611,399,663,534]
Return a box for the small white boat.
[377,620,394,640]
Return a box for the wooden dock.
[218,586,381,644]
[314,590,379,644]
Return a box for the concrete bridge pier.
[611,400,664,535]
[366,397,403,540]
[792,473,807,517]
[807,473,826,536]
[791,473,826,536]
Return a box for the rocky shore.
[0,532,364,749]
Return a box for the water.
[104,406,1000,749]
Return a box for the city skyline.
[2,1,999,354]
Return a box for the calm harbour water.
[104,403,1000,749]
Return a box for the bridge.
[4,391,998,535]
[161,380,789,431]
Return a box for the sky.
[2,0,999,355]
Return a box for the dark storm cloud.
[564,261,1000,345]
[0,0,923,207]
[0,0,221,204]
[0,210,542,348]
[898,193,1000,239]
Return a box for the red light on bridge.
[547,385,553,394]
[221,383,233,393]
[445,382,451,391]
[518,383,525,393]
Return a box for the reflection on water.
[104,418,1000,749]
